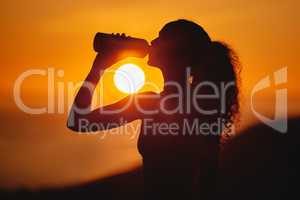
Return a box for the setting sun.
[113,63,145,94]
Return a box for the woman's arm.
[67,53,138,132]
[70,54,104,113]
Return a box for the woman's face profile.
[148,20,211,79]
[148,37,161,66]
[148,28,180,67]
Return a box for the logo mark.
[251,67,287,133]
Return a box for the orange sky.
[0,0,299,189]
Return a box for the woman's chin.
[147,58,159,67]
[147,59,154,66]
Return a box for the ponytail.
[192,41,241,128]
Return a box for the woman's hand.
[91,34,130,73]
[87,49,130,84]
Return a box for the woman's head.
[149,19,211,69]
[149,19,241,127]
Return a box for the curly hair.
[191,40,241,134]
[160,19,241,134]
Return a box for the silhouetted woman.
[67,19,240,199]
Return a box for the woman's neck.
[161,63,191,91]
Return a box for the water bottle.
[93,32,150,58]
